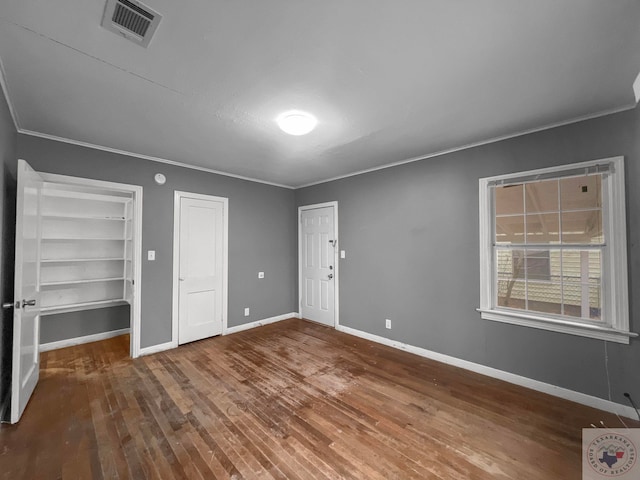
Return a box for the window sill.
[476,308,637,344]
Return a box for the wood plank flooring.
[1,318,637,479]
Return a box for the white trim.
[478,156,634,342]
[478,309,636,344]
[37,170,144,358]
[296,105,636,189]
[336,324,638,420]
[478,175,493,313]
[608,156,630,335]
[478,155,622,184]
[39,328,130,352]
[172,190,229,346]
[224,312,298,335]
[138,340,175,357]
[19,129,294,190]
[132,184,143,358]
[298,202,339,329]
[171,192,180,350]
[0,55,20,130]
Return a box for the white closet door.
[177,195,227,344]
[10,160,43,423]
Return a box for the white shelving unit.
[39,185,134,315]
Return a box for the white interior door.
[176,193,227,345]
[300,205,336,326]
[10,160,43,423]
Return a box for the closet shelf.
[41,237,126,241]
[42,213,126,221]
[41,257,125,263]
[41,189,130,203]
[37,181,134,318]
[41,277,125,287]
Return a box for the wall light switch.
[340,250,346,259]
[258,272,265,279]
[148,250,156,261]
[244,307,250,317]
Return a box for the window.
[478,157,636,343]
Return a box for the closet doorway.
[8,160,142,423]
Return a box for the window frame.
[478,156,636,344]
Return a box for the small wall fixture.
[154,173,166,185]
[276,111,317,135]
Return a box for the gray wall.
[17,135,298,349]
[296,107,640,405]
[0,86,17,417]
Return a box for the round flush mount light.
[276,110,317,135]
[154,173,166,185]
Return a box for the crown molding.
[0,55,21,131]
[18,129,295,189]
[296,103,637,188]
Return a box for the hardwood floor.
[1,318,636,479]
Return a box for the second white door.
[300,204,337,327]
[176,193,227,345]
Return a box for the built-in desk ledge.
[476,308,638,344]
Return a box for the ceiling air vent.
[101,0,162,48]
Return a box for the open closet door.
[10,160,43,423]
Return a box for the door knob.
[328,273,333,279]
[22,299,36,308]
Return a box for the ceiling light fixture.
[276,111,317,135]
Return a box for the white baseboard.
[138,313,297,356]
[225,312,298,335]
[39,328,130,352]
[336,324,637,420]
[138,340,177,357]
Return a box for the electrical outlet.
[244,307,250,317]
[385,319,391,329]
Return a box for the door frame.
[298,201,339,328]
[171,191,229,347]
[37,171,144,358]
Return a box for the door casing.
[298,201,339,328]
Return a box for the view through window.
[494,174,603,321]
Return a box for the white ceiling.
[1,0,639,188]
